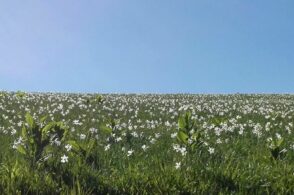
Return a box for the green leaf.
[178,116,186,131]
[42,122,55,133]
[88,138,95,149]
[29,137,35,145]
[25,113,35,128]
[40,115,48,123]
[66,140,81,152]
[95,95,104,103]
[100,124,112,134]
[56,121,66,129]
[85,138,96,158]
[43,145,55,154]
[276,138,283,147]
[192,131,201,141]
[41,122,56,141]
[177,130,188,144]
[16,145,27,155]
[21,126,28,139]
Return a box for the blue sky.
[0,1,293,93]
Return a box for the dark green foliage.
[17,113,68,168]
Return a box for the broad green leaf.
[29,137,35,145]
[192,132,201,141]
[177,130,188,144]
[43,145,55,154]
[42,122,55,139]
[88,138,95,148]
[178,116,186,130]
[40,115,48,123]
[16,145,27,155]
[42,123,55,133]
[25,113,35,128]
[21,126,28,139]
[66,140,81,152]
[185,112,191,122]
[276,138,283,147]
[100,124,112,134]
[56,121,66,129]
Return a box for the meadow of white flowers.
[1,91,294,194]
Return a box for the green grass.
[1,92,294,194]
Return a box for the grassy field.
[1,92,294,194]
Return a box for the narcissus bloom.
[61,154,68,163]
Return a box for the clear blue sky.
[0,1,293,93]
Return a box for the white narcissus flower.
[104,144,110,151]
[180,147,187,156]
[155,133,161,138]
[73,120,82,126]
[54,139,61,146]
[150,138,156,144]
[89,127,97,134]
[142,144,149,151]
[208,147,215,154]
[127,149,134,157]
[61,154,68,163]
[175,162,181,169]
[80,134,86,140]
[11,129,17,135]
[115,137,122,142]
[65,144,72,152]
[171,132,177,139]
[280,148,287,153]
[276,133,282,140]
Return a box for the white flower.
[58,104,63,110]
[115,137,122,142]
[12,136,23,149]
[180,147,187,156]
[276,133,282,140]
[175,162,181,169]
[208,147,215,154]
[65,144,72,152]
[216,138,222,144]
[171,132,177,139]
[11,143,17,150]
[73,120,82,125]
[44,154,52,161]
[280,148,287,153]
[165,121,171,127]
[54,138,61,146]
[104,144,110,151]
[173,144,187,156]
[131,132,138,137]
[142,144,149,151]
[89,128,97,134]
[155,133,161,138]
[127,149,134,157]
[10,129,16,135]
[17,121,22,127]
[150,138,156,144]
[188,139,193,144]
[61,154,68,163]
[80,134,86,140]
[267,137,272,142]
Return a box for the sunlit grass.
[1,92,294,194]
